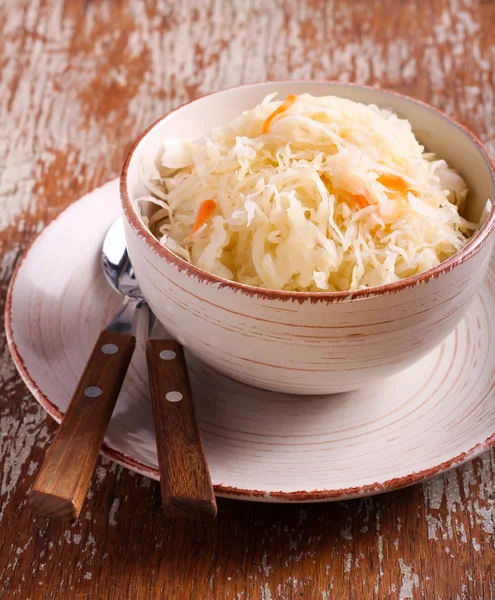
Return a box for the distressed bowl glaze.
[121,82,495,395]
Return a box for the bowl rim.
[120,80,495,303]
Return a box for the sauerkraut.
[137,93,484,292]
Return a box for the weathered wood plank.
[1,0,495,598]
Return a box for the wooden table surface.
[2,1,495,598]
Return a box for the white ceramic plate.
[6,180,495,502]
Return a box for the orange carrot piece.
[262,94,298,134]
[354,194,370,209]
[377,174,408,193]
[186,199,217,240]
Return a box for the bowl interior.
[125,81,494,233]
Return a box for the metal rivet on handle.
[166,391,183,402]
[101,343,119,355]
[84,386,102,398]
[159,350,176,360]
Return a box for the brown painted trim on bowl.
[120,80,495,304]
[5,210,495,501]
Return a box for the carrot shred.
[262,94,297,134]
[186,199,217,241]
[377,174,408,193]
[354,194,370,209]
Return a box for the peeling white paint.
[0,399,49,521]
[343,553,352,575]
[108,498,120,526]
[261,552,270,577]
[261,583,272,600]
[1,1,495,598]
[398,559,419,600]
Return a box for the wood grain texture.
[146,339,216,519]
[30,330,136,520]
[1,0,495,598]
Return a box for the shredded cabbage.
[137,93,487,292]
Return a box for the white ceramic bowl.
[121,81,495,395]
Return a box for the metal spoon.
[30,218,216,521]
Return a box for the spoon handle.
[146,339,217,520]
[29,330,136,521]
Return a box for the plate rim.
[5,179,495,502]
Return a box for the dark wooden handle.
[29,330,136,521]
[146,339,216,520]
